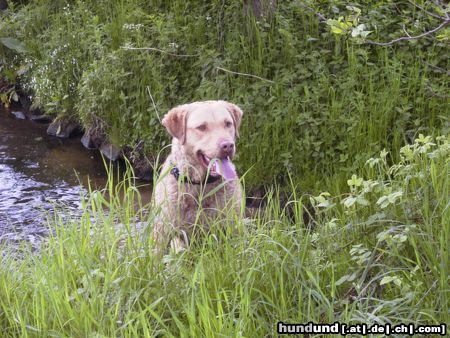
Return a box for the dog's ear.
[224,102,244,138]
[162,105,189,144]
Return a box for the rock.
[11,111,26,120]
[81,133,94,149]
[29,114,53,124]
[81,127,105,150]
[29,101,43,115]
[47,117,81,138]
[131,156,153,181]
[100,142,122,161]
[123,144,153,181]
[18,94,31,110]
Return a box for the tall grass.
[0,134,448,336]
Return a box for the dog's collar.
[170,165,222,185]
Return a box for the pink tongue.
[214,158,237,180]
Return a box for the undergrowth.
[0,1,448,190]
[0,134,448,337]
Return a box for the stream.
[0,105,150,250]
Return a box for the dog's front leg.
[152,217,188,256]
[151,220,169,257]
[170,236,187,253]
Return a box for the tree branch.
[216,67,275,84]
[299,0,450,47]
[407,0,447,20]
[365,18,449,46]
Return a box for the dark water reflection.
[0,105,150,250]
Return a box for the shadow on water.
[0,105,152,250]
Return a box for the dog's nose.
[219,140,234,156]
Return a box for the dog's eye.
[225,121,233,128]
[196,124,207,131]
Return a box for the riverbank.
[0,103,152,250]
[1,134,448,336]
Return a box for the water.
[0,105,150,250]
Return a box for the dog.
[152,100,244,254]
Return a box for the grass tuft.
[0,134,448,336]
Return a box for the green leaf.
[376,196,389,209]
[360,30,372,38]
[393,234,407,243]
[335,275,348,286]
[347,174,363,187]
[346,6,361,14]
[380,276,394,285]
[343,196,357,208]
[0,37,27,54]
[387,190,403,203]
[380,275,402,286]
[356,197,370,206]
[0,93,8,105]
[331,26,345,35]
[335,274,357,286]
[278,28,292,40]
[347,272,357,282]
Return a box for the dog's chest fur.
[162,173,240,229]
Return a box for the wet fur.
[152,100,243,254]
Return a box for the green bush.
[77,49,166,150]
[1,0,448,190]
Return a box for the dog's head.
[162,100,243,180]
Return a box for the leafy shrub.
[310,135,449,318]
[23,3,106,117]
[0,0,448,190]
[77,49,168,151]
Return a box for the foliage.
[0,135,448,336]
[0,1,448,334]
[0,0,448,190]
